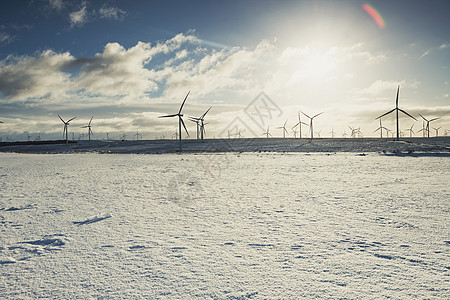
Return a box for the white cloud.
[0,31,14,45]
[47,0,64,11]
[69,2,88,28]
[98,5,126,20]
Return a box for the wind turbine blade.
[284,120,288,127]
[159,114,178,118]
[418,113,428,122]
[201,106,212,118]
[178,91,190,114]
[180,117,189,137]
[58,114,65,123]
[81,125,88,128]
[88,115,94,126]
[301,111,311,119]
[395,85,400,108]
[429,117,440,122]
[398,108,417,121]
[376,108,396,119]
[312,112,323,119]
[67,117,76,123]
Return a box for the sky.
[0,0,449,141]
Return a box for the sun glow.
[285,47,339,87]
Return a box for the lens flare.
[362,3,385,29]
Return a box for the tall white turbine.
[376,86,416,140]
[302,111,323,139]
[292,111,308,139]
[418,114,439,138]
[81,116,94,141]
[58,115,76,144]
[432,126,442,137]
[277,120,288,138]
[159,91,190,152]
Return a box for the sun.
[286,47,338,86]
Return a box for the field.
[1,150,449,299]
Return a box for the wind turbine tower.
[419,114,439,138]
[302,111,323,139]
[58,115,76,144]
[277,120,289,138]
[81,116,94,141]
[159,91,190,152]
[376,86,416,140]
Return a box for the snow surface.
[0,152,449,298]
[1,137,450,154]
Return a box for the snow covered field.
[1,152,449,299]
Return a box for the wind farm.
[0,1,449,299]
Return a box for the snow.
[1,137,449,154]
[0,151,449,298]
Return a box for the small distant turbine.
[342,131,348,138]
[277,120,289,138]
[262,126,272,138]
[292,111,308,139]
[58,114,76,144]
[374,119,388,138]
[236,129,245,138]
[302,111,323,139]
[172,131,179,139]
[292,128,298,138]
[405,124,414,138]
[315,130,322,138]
[105,132,110,140]
[159,91,190,152]
[376,85,416,140]
[432,126,442,137]
[329,128,336,138]
[419,114,439,138]
[81,116,94,141]
[135,130,142,141]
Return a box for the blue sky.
[0,0,449,140]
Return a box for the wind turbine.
[329,128,336,138]
[277,120,289,138]
[376,85,416,140]
[58,114,76,144]
[159,91,190,152]
[292,128,298,138]
[172,131,179,139]
[135,130,142,141]
[302,111,323,139]
[315,130,322,138]
[105,132,110,140]
[190,106,211,142]
[405,124,414,138]
[374,119,388,138]
[189,118,200,139]
[432,126,442,137]
[81,116,94,141]
[348,126,358,138]
[292,111,308,138]
[342,131,348,138]
[262,126,272,138]
[236,129,245,138]
[418,114,439,138]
